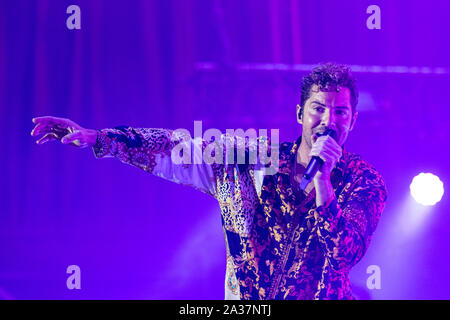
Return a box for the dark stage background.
[0,0,449,299]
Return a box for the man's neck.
[297,141,312,167]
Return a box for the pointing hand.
[31,116,98,148]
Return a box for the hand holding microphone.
[299,129,343,191]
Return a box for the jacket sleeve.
[313,164,387,271]
[92,126,218,196]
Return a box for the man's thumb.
[61,132,79,144]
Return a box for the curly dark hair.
[299,62,359,118]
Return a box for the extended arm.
[92,126,217,196]
[31,116,218,196]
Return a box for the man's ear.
[349,111,358,131]
[296,104,302,125]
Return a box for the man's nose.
[320,110,335,128]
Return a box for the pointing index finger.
[32,116,55,124]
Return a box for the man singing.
[31,62,387,300]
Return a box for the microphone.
[299,129,337,191]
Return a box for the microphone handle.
[304,156,324,180]
[299,156,323,191]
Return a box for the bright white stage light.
[410,173,444,206]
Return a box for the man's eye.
[314,106,324,112]
[336,110,348,116]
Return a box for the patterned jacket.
[93,126,387,300]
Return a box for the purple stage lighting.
[410,173,444,206]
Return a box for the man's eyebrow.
[310,101,350,109]
[335,105,350,109]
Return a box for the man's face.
[297,84,358,148]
